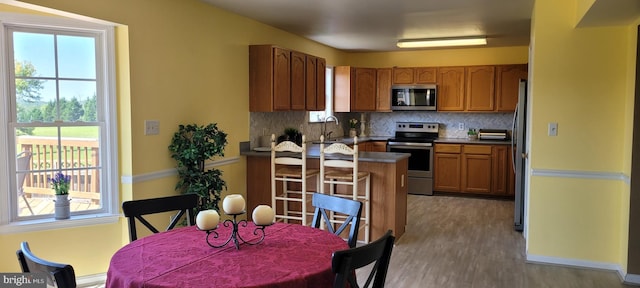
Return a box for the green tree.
[42,101,55,122]
[60,97,84,121]
[15,61,44,103]
[82,94,97,122]
[15,61,45,134]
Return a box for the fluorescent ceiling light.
[397,37,487,48]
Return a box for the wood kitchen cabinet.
[305,56,326,111]
[491,145,515,196]
[393,67,437,84]
[461,145,492,194]
[435,64,526,113]
[358,140,387,152]
[393,67,414,84]
[436,67,466,111]
[249,45,325,112]
[334,66,377,112]
[434,144,462,192]
[496,64,528,112]
[434,143,514,196]
[290,51,306,110]
[465,66,495,112]
[369,141,387,152]
[376,68,392,111]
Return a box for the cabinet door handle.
[401,174,405,187]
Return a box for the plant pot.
[54,194,70,220]
[349,128,357,138]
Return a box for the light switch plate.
[145,120,160,135]
[548,122,558,136]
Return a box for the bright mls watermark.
[0,273,46,288]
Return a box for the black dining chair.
[331,230,395,288]
[122,193,199,242]
[311,192,363,248]
[16,241,77,288]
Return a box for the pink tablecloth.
[106,222,348,288]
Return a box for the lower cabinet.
[461,145,492,194]
[434,143,514,196]
[368,141,387,152]
[356,140,387,152]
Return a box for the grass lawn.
[31,126,99,138]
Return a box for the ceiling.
[202,0,535,52]
[202,0,640,52]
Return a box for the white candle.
[252,205,275,226]
[223,194,246,214]
[196,209,219,230]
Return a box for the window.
[1,13,118,228]
[309,66,334,123]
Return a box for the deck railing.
[17,136,101,202]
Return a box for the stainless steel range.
[387,122,439,196]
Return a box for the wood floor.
[361,194,633,288]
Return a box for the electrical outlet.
[548,122,558,136]
[145,120,160,135]
[458,123,465,131]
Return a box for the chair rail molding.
[530,168,629,185]
[121,156,241,184]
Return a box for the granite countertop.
[434,138,512,145]
[241,138,409,163]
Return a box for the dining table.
[106,222,348,288]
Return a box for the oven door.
[386,143,433,178]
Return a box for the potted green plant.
[48,172,71,220]
[168,123,228,213]
[467,128,478,140]
[278,127,302,145]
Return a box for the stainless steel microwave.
[391,84,437,111]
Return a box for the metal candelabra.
[200,211,270,250]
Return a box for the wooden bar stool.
[271,134,319,225]
[319,135,371,244]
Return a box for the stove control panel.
[395,122,439,133]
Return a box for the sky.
[13,30,97,103]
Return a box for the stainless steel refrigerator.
[512,79,527,232]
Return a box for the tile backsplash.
[250,111,513,147]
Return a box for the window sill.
[0,213,120,234]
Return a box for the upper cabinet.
[495,64,528,112]
[376,68,392,112]
[290,51,306,110]
[465,66,495,111]
[433,64,526,112]
[249,45,326,112]
[392,67,437,84]
[436,67,466,111]
[334,66,377,112]
[305,56,326,111]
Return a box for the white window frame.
[0,13,119,233]
[309,66,334,123]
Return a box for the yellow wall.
[528,0,632,268]
[345,46,528,67]
[0,0,345,276]
[3,0,636,279]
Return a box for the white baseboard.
[624,273,640,286]
[77,273,106,287]
[526,253,637,284]
[526,254,621,271]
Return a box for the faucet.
[321,115,339,140]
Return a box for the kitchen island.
[241,144,409,241]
